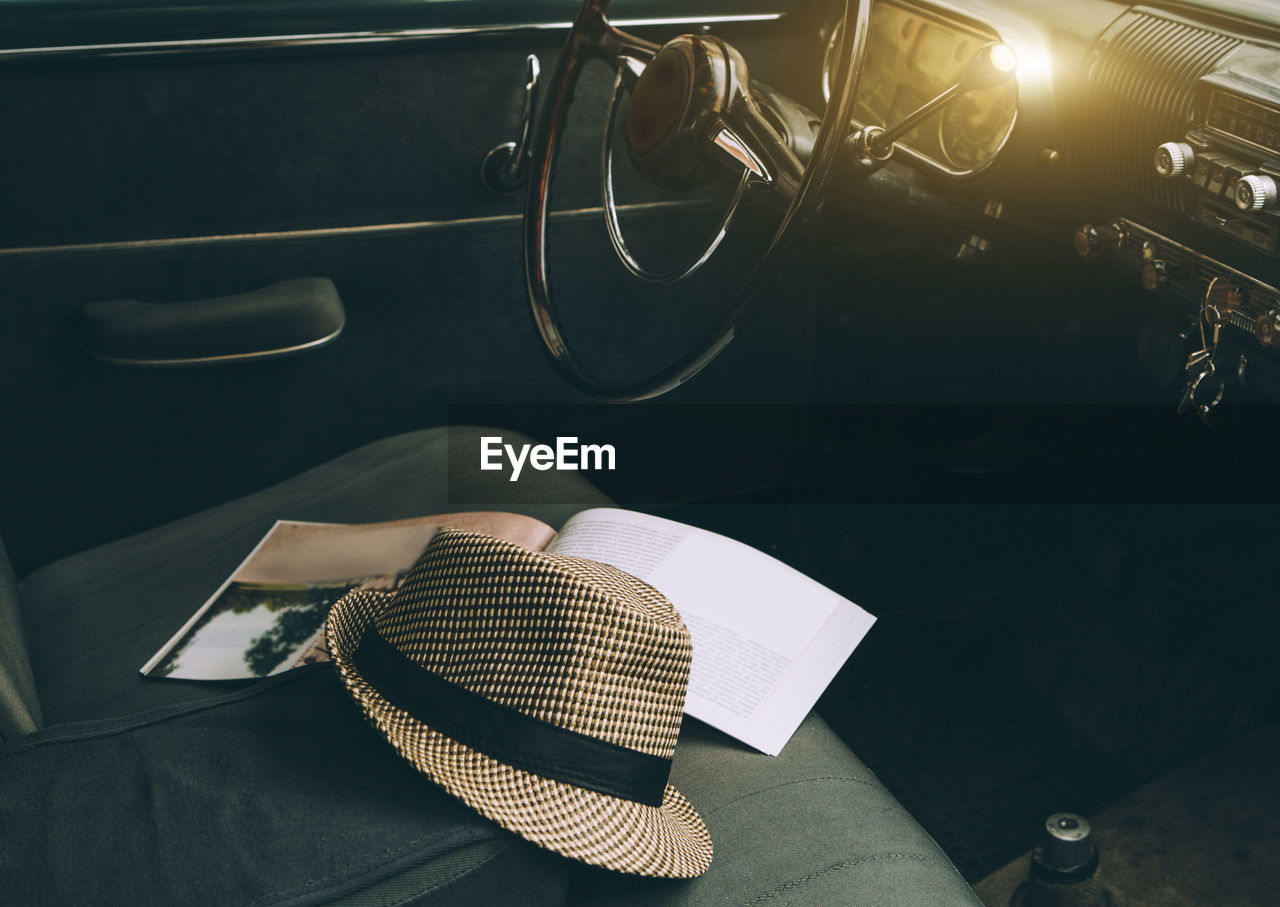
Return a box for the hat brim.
[327,587,713,878]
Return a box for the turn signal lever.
[848,42,1017,163]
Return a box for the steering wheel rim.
[601,70,754,287]
[524,0,870,402]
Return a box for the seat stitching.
[252,827,491,906]
[738,853,948,905]
[0,665,324,757]
[382,839,517,907]
[704,776,875,817]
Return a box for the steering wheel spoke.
[613,52,649,91]
[603,71,751,287]
[570,2,658,68]
[706,124,767,181]
[602,26,660,72]
[710,99,806,201]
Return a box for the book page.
[142,511,555,680]
[548,508,875,755]
[426,511,557,553]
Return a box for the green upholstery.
[19,426,611,725]
[0,536,41,739]
[572,717,980,905]
[9,427,979,904]
[2,667,571,906]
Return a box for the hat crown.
[326,527,713,878]
[372,529,691,759]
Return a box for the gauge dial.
[825,0,1017,175]
[939,82,1018,171]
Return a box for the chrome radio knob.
[1235,174,1279,212]
[1154,142,1195,178]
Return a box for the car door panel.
[0,5,807,575]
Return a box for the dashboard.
[1073,4,1280,404]
[824,0,1018,175]
[815,0,1280,405]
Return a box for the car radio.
[1071,39,1280,411]
[1148,61,1280,348]
[1076,46,1280,361]
[1154,88,1280,255]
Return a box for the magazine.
[142,508,875,755]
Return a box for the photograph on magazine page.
[2,0,1279,904]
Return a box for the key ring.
[1185,364,1224,415]
[1178,277,1229,417]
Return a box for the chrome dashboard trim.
[0,200,705,259]
[0,15,783,64]
[1119,216,1280,298]
[823,0,1018,179]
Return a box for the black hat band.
[352,629,673,808]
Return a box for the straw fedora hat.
[325,527,713,878]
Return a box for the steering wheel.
[524,0,870,402]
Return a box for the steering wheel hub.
[626,45,689,154]
[626,36,749,190]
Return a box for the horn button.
[625,36,750,190]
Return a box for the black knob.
[1074,223,1123,261]
[1040,813,1095,874]
[1142,259,1180,292]
[1256,310,1280,349]
[1011,812,1115,907]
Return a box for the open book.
[142,508,875,755]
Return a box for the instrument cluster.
[823,0,1018,176]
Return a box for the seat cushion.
[19,426,612,725]
[569,715,982,906]
[0,535,41,738]
[15,426,979,905]
[1,665,569,907]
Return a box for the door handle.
[75,277,345,367]
[480,54,542,195]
